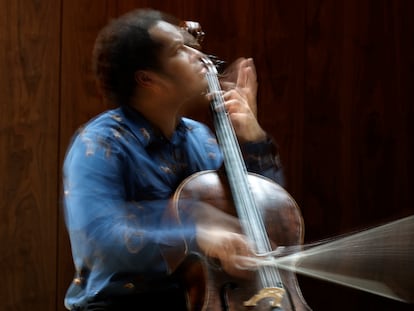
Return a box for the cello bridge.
[243,287,285,307]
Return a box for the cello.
[167,22,311,311]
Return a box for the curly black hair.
[92,9,179,106]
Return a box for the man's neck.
[130,97,181,139]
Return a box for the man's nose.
[186,45,205,60]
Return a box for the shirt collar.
[118,105,188,148]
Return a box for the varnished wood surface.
[0,0,61,310]
[0,0,412,310]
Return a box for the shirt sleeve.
[63,131,195,276]
[241,136,285,187]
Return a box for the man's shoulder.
[66,108,128,150]
[85,108,122,127]
[75,108,123,135]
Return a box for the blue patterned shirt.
[63,105,283,309]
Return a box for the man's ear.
[135,70,159,90]
[135,70,151,87]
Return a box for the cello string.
[207,71,273,253]
[206,69,272,247]
[235,215,414,303]
[204,63,283,288]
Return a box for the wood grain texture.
[303,0,414,235]
[302,0,414,309]
[0,0,61,310]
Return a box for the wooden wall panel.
[348,0,414,226]
[303,0,344,239]
[303,0,414,237]
[0,0,61,310]
[302,0,414,310]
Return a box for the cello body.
[170,169,312,311]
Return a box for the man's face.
[148,21,209,104]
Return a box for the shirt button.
[124,282,135,289]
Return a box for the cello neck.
[202,56,274,255]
